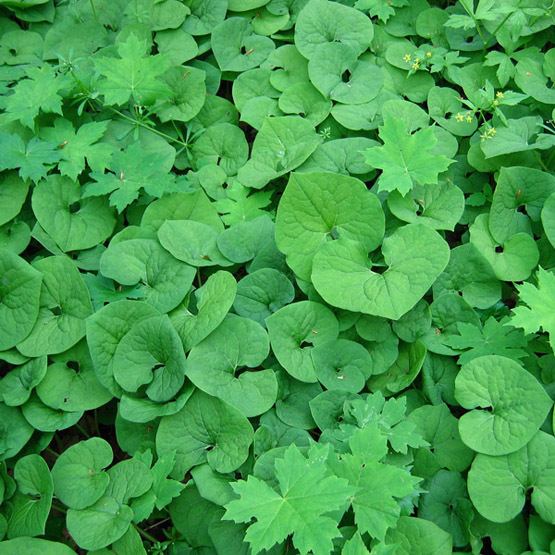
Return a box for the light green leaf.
[311,224,450,320]
[468,431,555,524]
[455,355,552,455]
[267,301,339,382]
[275,171,384,281]
[0,250,42,351]
[156,391,254,477]
[52,437,113,510]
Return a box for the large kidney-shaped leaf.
[489,167,555,243]
[52,437,113,510]
[0,538,77,554]
[468,431,555,524]
[17,256,93,357]
[275,172,384,281]
[100,238,195,313]
[312,224,450,320]
[112,315,186,403]
[156,391,254,477]
[66,495,133,551]
[267,301,339,383]
[237,116,322,190]
[32,175,116,252]
[35,342,111,412]
[294,0,373,59]
[455,355,552,456]
[186,314,276,417]
[170,270,237,352]
[307,43,383,105]
[5,454,53,539]
[0,250,42,351]
[86,300,160,395]
[0,172,29,227]
[0,403,33,460]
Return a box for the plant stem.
[135,525,159,544]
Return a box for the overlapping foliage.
[0,0,555,553]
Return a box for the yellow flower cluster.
[480,127,497,140]
[455,112,473,123]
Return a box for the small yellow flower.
[426,51,432,58]
[403,53,412,62]
[496,91,504,98]
[411,61,420,70]
[465,113,473,123]
[455,113,465,122]
[480,126,497,140]
[414,57,421,63]
[490,127,496,136]
[493,99,499,106]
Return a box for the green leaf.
[307,43,383,104]
[311,339,373,393]
[234,268,294,325]
[224,444,355,555]
[294,0,374,59]
[0,133,60,183]
[364,116,455,196]
[170,270,237,351]
[468,431,555,524]
[0,356,47,407]
[275,171,384,281]
[267,301,339,383]
[211,17,275,72]
[455,355,553,455]
[6,455,53,539]
[100,238,195,313]
[66,495,133,551]
[0,538,77,554]
[418,470,473,548]
[0,403,33,460]
[35,342,111,412]
[156,390,254,477]
[3,65,64,129]
[86,300,160,395]
[311,224,450,320]
[511,267,555,349]
[384,516,453,554]
[39,118,111,180]
[112,315,186,402]
[32,175,116,252]
[52,437,113,510]
[94,34,171,106]
[186,314,277,417]
[335,426,421,541]
[0,172,29,227]
[445,317,528,364]
[237,116,322,190]
[0,250,42,351]
[17,256,93,357]
[84,142,178,213]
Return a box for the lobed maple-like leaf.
[224,444,354,555]
[510,267,555,347]
[3,65,65,129]
[364,116,454,196]
[94,34,172,106]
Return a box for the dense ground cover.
[0,0,555,553]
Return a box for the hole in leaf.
[66,360,80,372]
[494,245,503,254]
[152,363,165,372]
[299,340,312,349]
[415,206,423,216]
[205,444,215,452]
[516,204,527,214]
[328,226,340,240]
[341,69,352,83]
[240,45,247,55]
[51,306,63,316]
[372,265,387,274]
[68,201,81,214]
